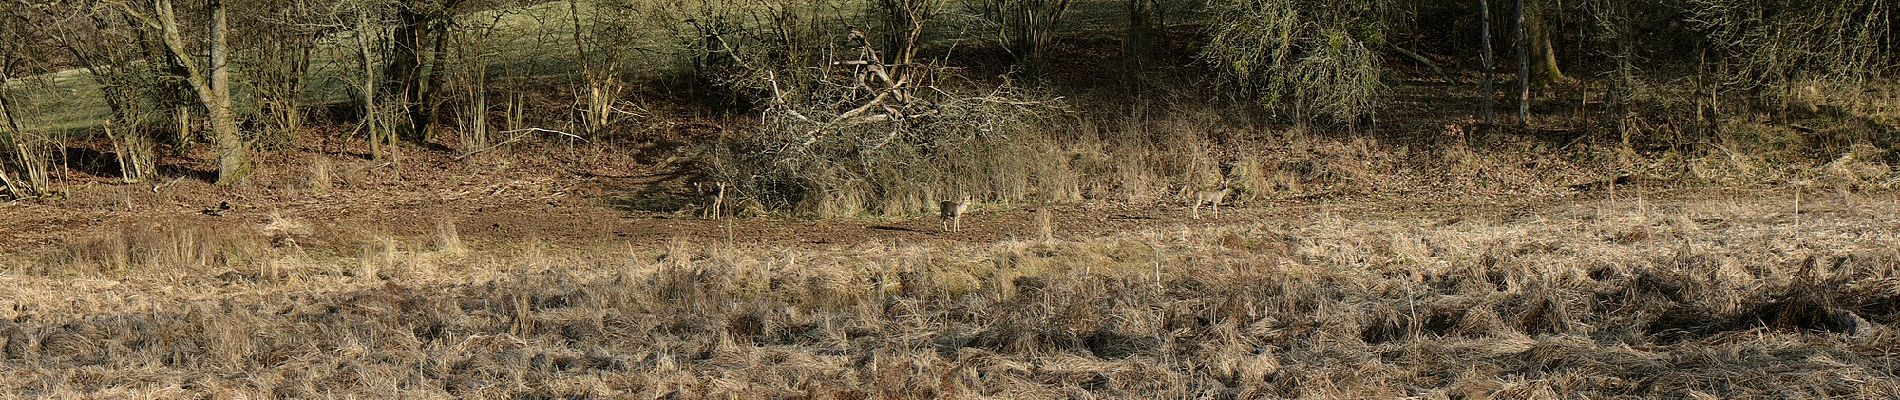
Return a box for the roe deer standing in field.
[1191,181,1232,220]
[701,181,728,220]
[940,194,972,233]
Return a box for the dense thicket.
[0,0,1894,205]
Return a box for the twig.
[500,128,586,141]
[968,96,1062,107]
[453,135,526,160]
[1389,44,1455,83]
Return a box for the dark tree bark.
[381,0,465,143]
[0,58,19,136]
[0,56,23,197]
[1515,0,1530,125]
[385,6,429,141]
[422,16,452,142]
[1124,0,1160,92]
[1527,1,1566,85]
[1481,0,1495,129]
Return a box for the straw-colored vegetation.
[4,193,1898,398]
[3,0,1899,397]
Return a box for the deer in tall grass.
[940,194,972,233]
[1191,181,1232,220]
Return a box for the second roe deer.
[940,194,972,233]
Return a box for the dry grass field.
[4,188,1899,398]
[5,1,1900,398]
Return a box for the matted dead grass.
[3,192,1900,398]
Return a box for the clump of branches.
[667,0,1071,216]
[1202,0,1389,125]
[1686,0,1898,96]
[654,0,849,109]
[0,130,56,200]
[729,58,1070,216]
[0,6,62,198]
[708,84,1069,217]
[967,0,1075,75]
[232,0,324,152]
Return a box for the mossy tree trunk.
[1526,0,1566,86]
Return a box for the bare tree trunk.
[131,0,249,184]
[1124,0,1159,93]
[1481,0,1495,130]
[386,7,427,141]
[133,12,198,150]
[0,60,20,196]
[138,4,191,149]
[1515,0,1530,125]
[385,2,461,143]
[204,0,247,185]
[354,5,395,163]
[0,60,18,137]
[422,17,451,142]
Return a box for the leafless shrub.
[0,128,57,199]
[1203,0,1389,125]
[662,1,1080,216]
[104,122,155,184]
[710,96,1074,217]
[1685,0,1898,101]
[967,0,1075,75]
[447,12,507,155]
